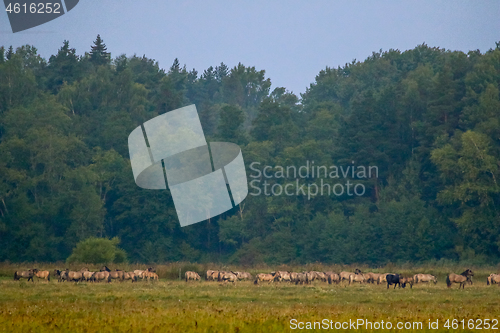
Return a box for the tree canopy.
[1,36,499,265]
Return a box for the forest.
[0,36,499,265]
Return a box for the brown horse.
[144,271,159,281]
[446,269,474,289]
[400,276,414,288]
[185,271,201,282]
[14,269,36,282]
[413,274,437,285]
[349,273,365,285]
[123,272,137,282]
[34,269,50,282]
[326,272,340,284]
[364,272,381,284]
[108,270,124,282]
[91,271,109,282]
[62,269,84,282]
[339,271,354,283]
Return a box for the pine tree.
[0,47,4,64]
[6,46,13,60]
[90,34,110,66]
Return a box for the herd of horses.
[13,266,158,283]
[187,268,482,289]
[12,267,494,289]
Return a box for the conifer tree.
[89,34,110,66]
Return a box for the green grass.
[1,270,500,332]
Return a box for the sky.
[1,0,499,95]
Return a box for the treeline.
[0,36,499,265]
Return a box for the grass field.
[1,263,499,332]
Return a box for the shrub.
[66,237,127,264]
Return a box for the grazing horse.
[446,269,474,289]
[413,274,437,285]
[305,271,317,284]
[218,271,237,283]
[487,274,500,285]
[386,274,403,289]
[294,273,307,285]
[234,271,252,281]
[315,272,327,282]
[185,271,201,282]
[326,272,340,284]
[400,276,414,289]
[349,273,365,285]
[141,270,158,281]
[14,269,36,282]
[254,273,275,285]
[123,272,137,282]
[34,269,50,282]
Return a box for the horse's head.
[462,269,474,277]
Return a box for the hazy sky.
[1,1,499,95]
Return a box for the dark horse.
[386,274,404,289]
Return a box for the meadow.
[1,262,499,332]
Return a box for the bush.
[66,237,127,264]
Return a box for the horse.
[91,271,109,282]
[34,269,50,282]
[123,272,138,282]
[326,272,340,284]
[339,271,354,284]
[14,269,36,282]
[386,274,403,289]
[413,274,437,285]
[53,269,62,282]
[108,270,124,282]
[377,273,394,285]
[185,271,201,282]
[446,269,474,289]
[487,274,500,285]
[349,273,365,285]
[400,276,414,289]
[63,269,84,282]
[364,272,381,284]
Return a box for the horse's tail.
[47,273,50,282]
[446,275,451,288]
[13,272,17,280]
[487,277,490,285]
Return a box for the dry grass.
[1,263,499,332]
